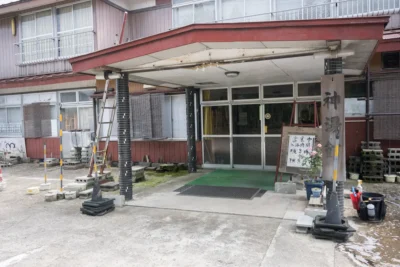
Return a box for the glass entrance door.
[232,104,262,169]
[263,103,293,170]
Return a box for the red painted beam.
[0,73,93,89]
[70,17,389,73]
[376,39,400,52]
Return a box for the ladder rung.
[99,136,109,139]
[99,122,112,124]
[103,107,115,109]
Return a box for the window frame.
[262,82,294,101]
[18,1,94,64]
[296,81,321,100]
[172,0,216,27]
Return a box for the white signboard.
[286,134,316,168]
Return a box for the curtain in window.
[245,0,270,21]
[21,14,36,62]
[171,95,187,139]
[57,6,74,57]
[7,107,21,123]
[36,10,54,61]
[0,109,6,123]
[174,5,193,27]
[79,107,94,131]
[74,2,93,55]
[194,1,215,23]
[221,0,244,22]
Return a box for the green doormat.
[187,169,290,191]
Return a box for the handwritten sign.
[0,138,26,158]
[287,134,316,168]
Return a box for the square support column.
[186,87,197,173]
[117,73,133,200]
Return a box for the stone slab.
[75,176,95,183]
[63,182,87,192]
[44,192,57,202]
[26,186,40,195]
[308,196,323,206]
[64,191,77,200]
[79,188,93,199]
[39,183,51,191]
[296,215,314,228]
[283,210,304,221]
[295,226,309,234]
[111,195,125,207]
[304,208,327,219]
[275,182,296,194]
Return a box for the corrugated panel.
[95,0,131,49]
[0,17,20,79]
[373,79,400,140]
[129,6,172,40]
[26,137,60,159]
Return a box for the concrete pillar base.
[40,183,52,191]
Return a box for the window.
[232,86,259,100]
[298,82,321,97]
[173,0,215,27]
[203,106,230,135]
[202,89,228,101]
[131,94,188,139]
[19,1,93,63]
[345,81,373,98]
[56,1,93,58]
[0,107,22,136]
[297,102,321,126]
[0,95,22,137]
[263,84,293,98]
[59,89,94,131]
[20,10,54,62]
[382,52,400,69]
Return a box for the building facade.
[0,0,399,169]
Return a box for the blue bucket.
[304,180,324,200]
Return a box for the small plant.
[302,143,323,182]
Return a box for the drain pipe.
[117,73,133,200]
[186,87,197,173]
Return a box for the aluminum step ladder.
[88,79,116,177]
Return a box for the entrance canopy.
[70,17,389,88]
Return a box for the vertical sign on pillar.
[186,87,197,173]
[321,74,346,182]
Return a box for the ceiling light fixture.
[225,71,240,78]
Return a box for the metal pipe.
[59,114,63,192]
[92,98,97,134]
[366,65,370,147]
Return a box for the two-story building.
[0,0,399,171]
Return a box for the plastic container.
[304,180,324,200]
[358,192,386,221]
[356,180,363,193]
[311,187,322,198]
[367,204,376,218]
[350,192,362,210]
[349,173,359,180]
[384,174,396,183]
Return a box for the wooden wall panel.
[129,6,172,40]
[95,0,132,50]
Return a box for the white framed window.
[18,1,93,64]
[59,89,94,131]
[173,0,216,28]
[56,1,94,58]
[0,95,22,137]
[20,9,54,63]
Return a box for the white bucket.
[384,174,396,183]
[367,204,375,218]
